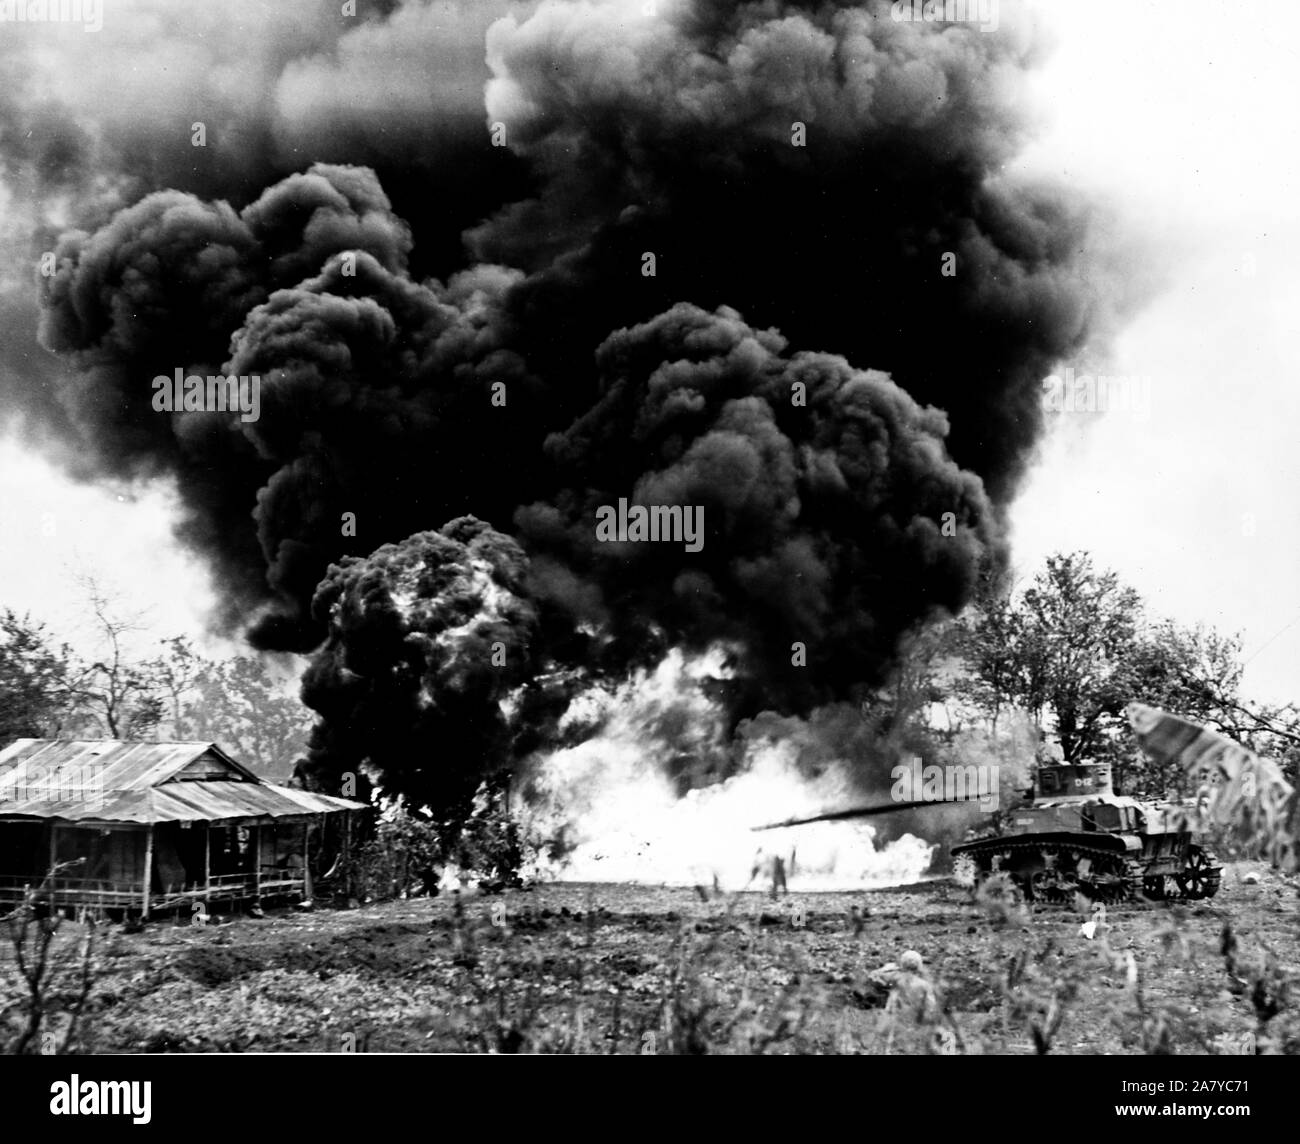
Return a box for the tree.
[954,552,1289,796]
[62,576,165,739]
[858,619,961,752]
[1123,620,1300,792]
[177,656,312,781]
[1015,553,1144,764]
[959,553,1144,765]
[152,636,204,735]
[953,578,1027,737]
[1,861,98,1054]
[1128,621,1240,724]
[1,583,315,774]
[0,611,75,747]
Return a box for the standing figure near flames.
[751,846,796,899]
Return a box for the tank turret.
[1035,760,1113,799]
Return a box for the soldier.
[1036,730,1065,766]
[750,846,793,899]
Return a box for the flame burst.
[517,649,935,889]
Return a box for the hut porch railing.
[0,868,308,911]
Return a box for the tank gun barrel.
[752,798,981,832]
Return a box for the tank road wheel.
[1176,848,1222,901]
[1089,856,1137,904]
[1095,877,1130,905]
[1029,857,1078,904]
[1048,873,1081,904]
[1142,876,1170,901]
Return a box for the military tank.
[951,759,1221,903]
[753,756,1223,905]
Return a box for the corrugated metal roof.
[0,739,256,792]
[0,740,365,825]
[0,782,364,825]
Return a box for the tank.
[951,760,1221,903]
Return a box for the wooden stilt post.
[253,825,262,903]
[204,824,212,905]
[342,814,351,901]
[47,825,58,912]
[303,820,312,901]
[142,825,154,921]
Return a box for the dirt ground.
[11,861,1298,1054]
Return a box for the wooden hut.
[0,739,365,917]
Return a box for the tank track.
[965,839,1221,904]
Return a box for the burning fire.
[517,649,935,889]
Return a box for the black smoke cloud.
[476,0,1099,501]
[298,516,545,815]
[8,1,1111,808]
[36,165,444,626]
[0,0,526,439]
[518,301,994,715]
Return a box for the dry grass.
[4,862,1294,1054]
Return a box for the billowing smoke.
[6,2,1112,819]
[476,0,1098,502]
[297,517,545,818]
[518,300,994,715]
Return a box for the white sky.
[0,447,220,659]
[1009,0,1300,704]
[1,0,1297,703]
